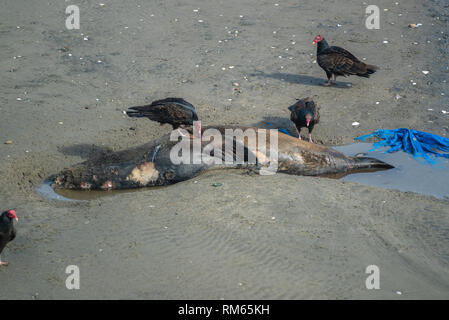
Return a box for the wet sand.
[0,0,448,299]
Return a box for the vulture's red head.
[5,209,18,222]
[305,113,313,127]
[312,35,323,44]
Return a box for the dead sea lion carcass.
[54,126,393,190]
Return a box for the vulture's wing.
[308,100,320,124]
[319,46,369,76]
[127,98,197,127]
[10,225,16,242]
[0,232,8,254]
[323,46,361,62]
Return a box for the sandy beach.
[0,0,448,299]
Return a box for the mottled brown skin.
[126,97,198,129]
[313,35,378,86]
[54,126,393,190]
[288,98,320,143]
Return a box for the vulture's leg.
[174,124,187,137]
[297,127,302,140]
[332,74,337,84]
[308,127,314,143]
[321,71,333,86]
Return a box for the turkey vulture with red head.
[126,98,201,136]
[0,209,18,266]
[288,97,320,143]
[313,35,377,86]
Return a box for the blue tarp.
[355,128,449,164]
[266,122,291,136]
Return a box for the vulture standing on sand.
[0,209,18,266]
[313,35,378,86]
[288,97,320,143]
[126,98,201,136]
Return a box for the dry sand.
[0,0,448,299]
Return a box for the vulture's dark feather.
[288,97,320,136]
[126,98,198,129]
[316,37,377,81]
[0,211,17,262]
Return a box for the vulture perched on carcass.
[126,98,201,136]
[313,35,378,86]
[288,97,320,143]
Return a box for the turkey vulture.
[288,97,320,143]
[126,98,201,136]
[0,209,18,266]
[313,35,377,86]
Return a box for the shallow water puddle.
[335,142,449,199]
[36,179,163,201]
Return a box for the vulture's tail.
[125,107,146,118]
[357,64,378,78]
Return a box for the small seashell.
[4,140,13,145]
[422,70,429,74]
[352,122,360,127]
